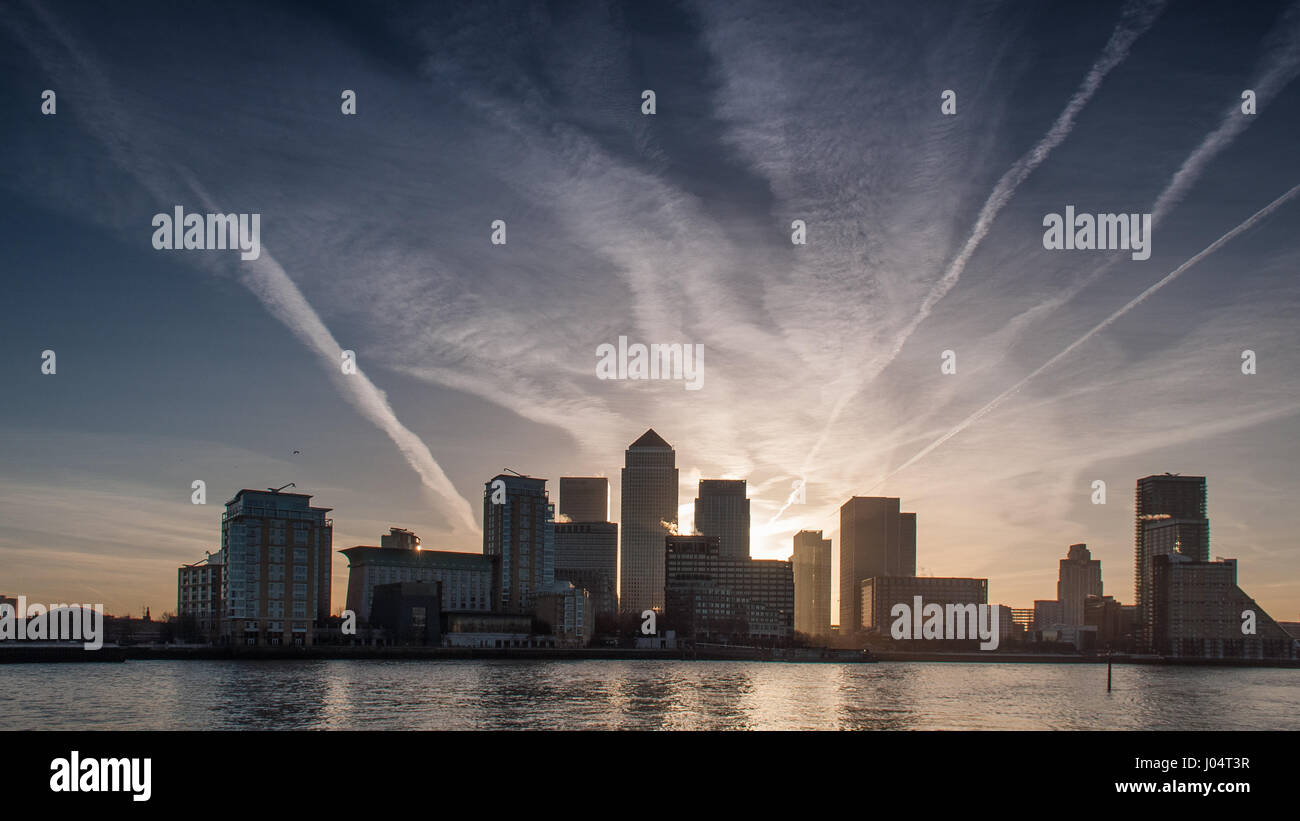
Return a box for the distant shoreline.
[2,644,1298,668]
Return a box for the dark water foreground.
[1,658,1296,730]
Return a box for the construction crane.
[268,482,296,493]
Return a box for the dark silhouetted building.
[1135,474,1208,650]
[534,581,596,647]
[1152,553,1296,659]
[1057,543,1103,626]
[694,479,750,560]
[1033,599,1064,630]
[859,576,988,636]
[791,530,832,638]
[619,429,678,613]
[839,497,915,634]
[371,582,441,645]
[555,521,618,617]
[665,534,794,642]
[559,477,609,523]
[341,539,494,624]
[484,474,555,613]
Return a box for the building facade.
[664,534,794,642]
[1134,474,1209,650]
[370,582,441,645]
[619,429,678,613]
[1151,553,1296,659]
[559,477,609,523]
[554,521,618,617]
[1057,543,1103,626]
[839,497,916,634]
[484,474,555,613]
[220,488,333,646]
[694,479,750,560]
[177,551,223,639]
[534,581,596,647]
[791,530,832,638]
[859,576,989,635]
[341,533,495,624]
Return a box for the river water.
[2,659,1296,730]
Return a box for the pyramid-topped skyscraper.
[619,429,678,613]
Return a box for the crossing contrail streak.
[868,182,1300,491]
[16,2,482,536]
[777,0,1167,524]
[999,1,1300,330]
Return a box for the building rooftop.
[629,428,671,449]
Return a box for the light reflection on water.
[1,660,1296,730]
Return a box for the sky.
[2,0,1299,624]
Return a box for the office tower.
[559,477,609,523]
[1134,474,1208,650]
[665,535,794,641]
[838,496,903,634]
[1057,543,1103,626]
[1152,554,1295,659]
[555,521,619,617]
[791,530,832,638]
[220,488,333,646]
[340,529,494,623]
[859,576,988,634]
[483,474,555,613]
[177,551,223,640]
[694,479,751,560]
[899,512,917,576]
[619,429,678,613]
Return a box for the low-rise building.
[341,529,495,624]
[534,581,595,647]
[177,551,223,641]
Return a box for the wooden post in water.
[1107,654,1112,692]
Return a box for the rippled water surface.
[2,660,1297,730]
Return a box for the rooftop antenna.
[268,482,296,493]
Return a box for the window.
[292,548,308,564]
[292,583,307,599]
[292,565,308,581]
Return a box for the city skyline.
[3,1,1300,625]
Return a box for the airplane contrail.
[997,1,1300,330]
[869,181,1300,491]
[17,3,482,536]
[779,0,1166,523]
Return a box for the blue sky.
[2,0,1299,623]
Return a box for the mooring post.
[1107,654,1113,692]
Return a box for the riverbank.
[3,644,1298,667]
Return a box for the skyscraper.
[899,512,917,577]
[1056,543,1102,626]
[791,530,832,638]
[1134,474,1208,650]
[619,429,678,613]
[559,477,609,523]
[483,474,555,613]
[219,488,333,646]
[839,496,903,633]
[694,479,750,560]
